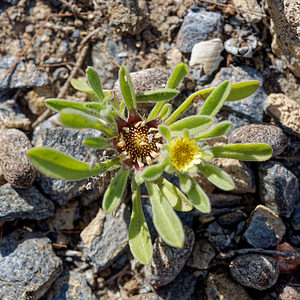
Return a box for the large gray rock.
[0,183,55,221]
[0,230,63,300]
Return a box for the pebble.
[229,254,279,290]
[244,205,286,248]
[0,230,62,299]
[0,99,31,130]
[144,225,195,287]
[189,38,224,75]
[264,93,300,137]
[258,161,299,218]
[231,0,263,23]
[130,294,163,300]
[211,66,266,122]
[278,285,300,300]
[225,34,258,58]
[25,87,52,115]
[206,272,252,300]
[292,202,300,231]
[176,10,223,53]
[81,204,130,272]
[33,127,109,205]
[0,129,36,188]
[0,183,55,221]
[229,124,288,156]
[166,47,182,68]
[0,56,48,91]
[42,270,97,300]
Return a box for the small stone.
[229,124,288,156]
[145,225,195,287]
[25,86,53,115]
[0,56,48,91]
[292,202,300,231]
[231,0,263,23]
[42,270,97,300]
[0,129,36,188]
[176,10,223,53]
[166,48,182,68]
[244,205,286,248]
[0,99,31,130]
[130,294,163,300]
[211,66,266,122]
[278,285,300,300]
[0,183,55,221]
[225,34,258,58]
[230,254,279,290]
[206,272,252,300]
[264,93,300,136]
[187,239,215,270]
[0,230,62,299]
[81,204,130,271]
[258,161,299,217]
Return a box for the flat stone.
[33,127,110,204]
[0,128,36,188]
[81,204,130,272]
[244,205,286,248]
[264,93,300,136]
[42,270,97,300]
[145,225,195,287]
[278,285,300,300]
[229,124,287,156]
[211,66,266,122]
[206,272,252,300]
[258,161,299,217]
[0,230,63,299]
[176,10,223,53]
[229,254,279,290]
[0,183,55,221]
[0,99,31,130]
[0,56,48,91]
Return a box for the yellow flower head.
[169,137,202,172]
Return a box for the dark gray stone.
[258,161,299,217]
[0,230,63,300]
[244,205,286,248]
[0,128,36,188]
[176,10,223,53]
[0,183,55,221]
[229,124,288,156]
[229,254,279,290]
[292,202,300,231]
[81,204,130,272]
[0,99,31,130]
[145,225,195,287]
[0,56,48,91]
[33,127,109,204]
[42,270,97,300]
[211,66,266,122]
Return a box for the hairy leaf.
[119,65,136,111]
[136,88,178,102]
[82,137,109,149]
[86,67,105,101]
[196,121,232,139]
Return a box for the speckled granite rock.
[42,270,97,300]
[0,183,55,221]
[229,124,287,156]
[0,99,31,130]
[244,205,286,248]
[81,204,130,271]
[0,230,62,300]
[278,285,300,300]
[0,129,36,188]
[230,254,279,290]
[258,161,299,217]
[264,93,300,136]
[145,225,194,287]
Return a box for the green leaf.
[157,177,193,212]
[28,148,120,180]
[158,125,171,141]
[210,143,273,161]
[142,161,167,181]
[198,164,235,191]
[86,67,105,101]
[179,174,211,213]
[84,102,105,112]
[179,173,192,193]
[59,108,117,137]
[145,181,184,248]
[102,168,130,214]
[158,104,172,121]
[129,178,153,265]
[119,65,136,111]
[196,121,232,139]
[70,78,93,93]
[169,115,214,137]
[136,88,178,102]
[82,137,109,149]
[199,81,231,117]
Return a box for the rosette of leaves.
[28,63,272,265]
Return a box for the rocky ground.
[0,0,300,299]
